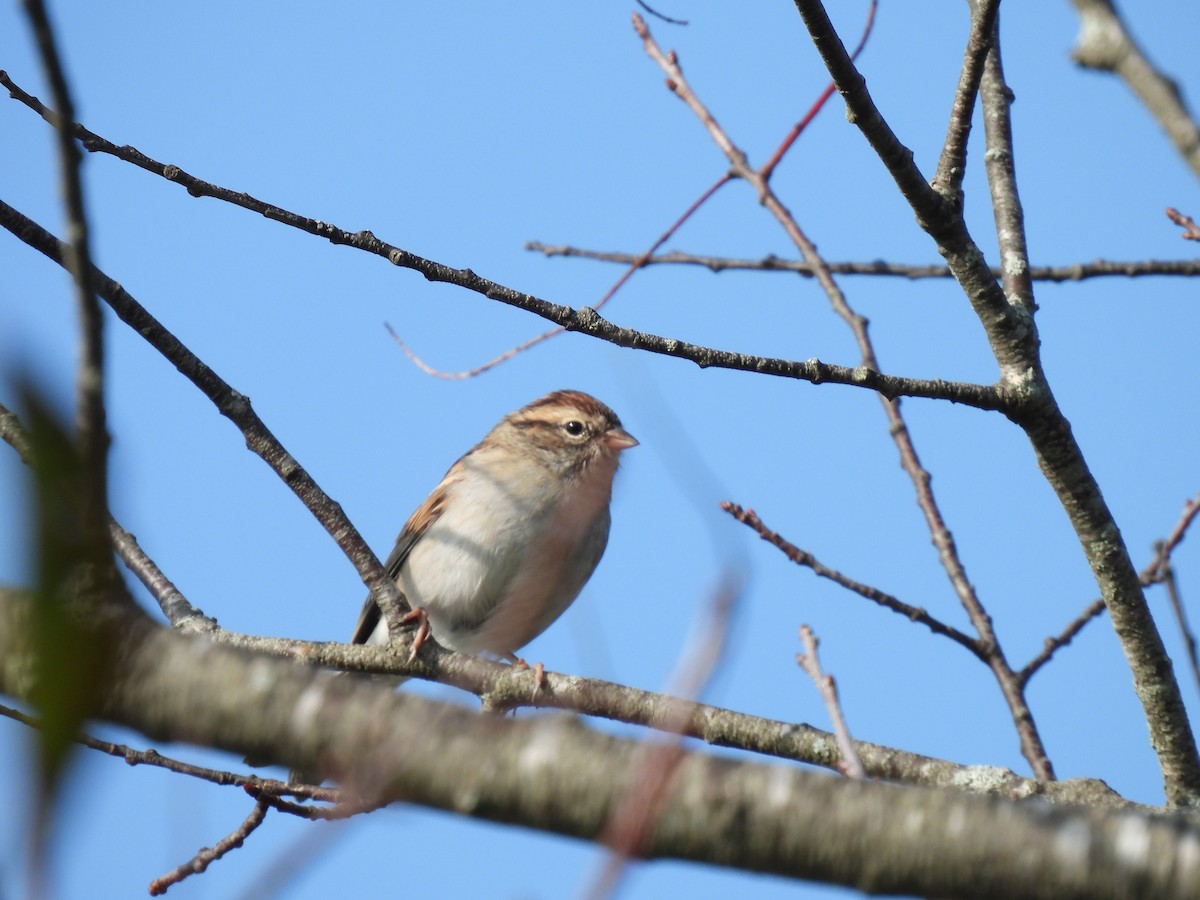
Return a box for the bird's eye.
[563,420,586,437]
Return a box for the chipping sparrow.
[351,389,637,660]
[284,390,635,784]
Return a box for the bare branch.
[527,244,1200,281]
[721,502,984,658]
[633,11,1050,776]
[0,204,1001,414]
[931,0,1002,202]
[796,626,864,779]
[1021,493,1200,686]
[0,78,1005,410]
[977,5,1035,310]
[1019,600,1108,688]
[148,800,270,895]
[1069,0,1200,179]
[1167,207,1200,242]
[789,0,1200,806]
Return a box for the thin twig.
[1145,493,1200,696]
[977,3,1035,310]
[1020,492,1200,686]
[1148,492,1200,564]
[148,800,270,895]
[0,701,341,804]
[931,0,1002,202]
[721,502,984,659]
[0,702,248,788]
[759,0,878,181]
[796,625,864,779]
[1018,600,1108,688]
[526,244,1200,281]
[1158,552,1200,698]
[1,401,212,626]
[1167,207,1200,242]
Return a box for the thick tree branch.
[790,0,1200,806]
[1,587,1195,898]
[789,1,1037,378]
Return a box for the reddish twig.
[1147,492,1200,565]
[796,626,864,779]
[387,173,733,379]
[1146,493,1200,695]
[1167,208,1200,241]
[759,0,878,181]
[1158,552,1200,698]
[148,800,270,895]
[584,573,741,900]
[635,12,1053,778]
[392,2,872,382]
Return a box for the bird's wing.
[348,469,456,645]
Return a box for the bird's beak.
[603,426,639,451]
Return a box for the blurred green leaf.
[19,386,117,868]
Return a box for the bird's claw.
[399,607,431,663]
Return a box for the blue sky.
[2,2,1199,898]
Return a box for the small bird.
[286,390,635,785]
[351,388,637,664]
